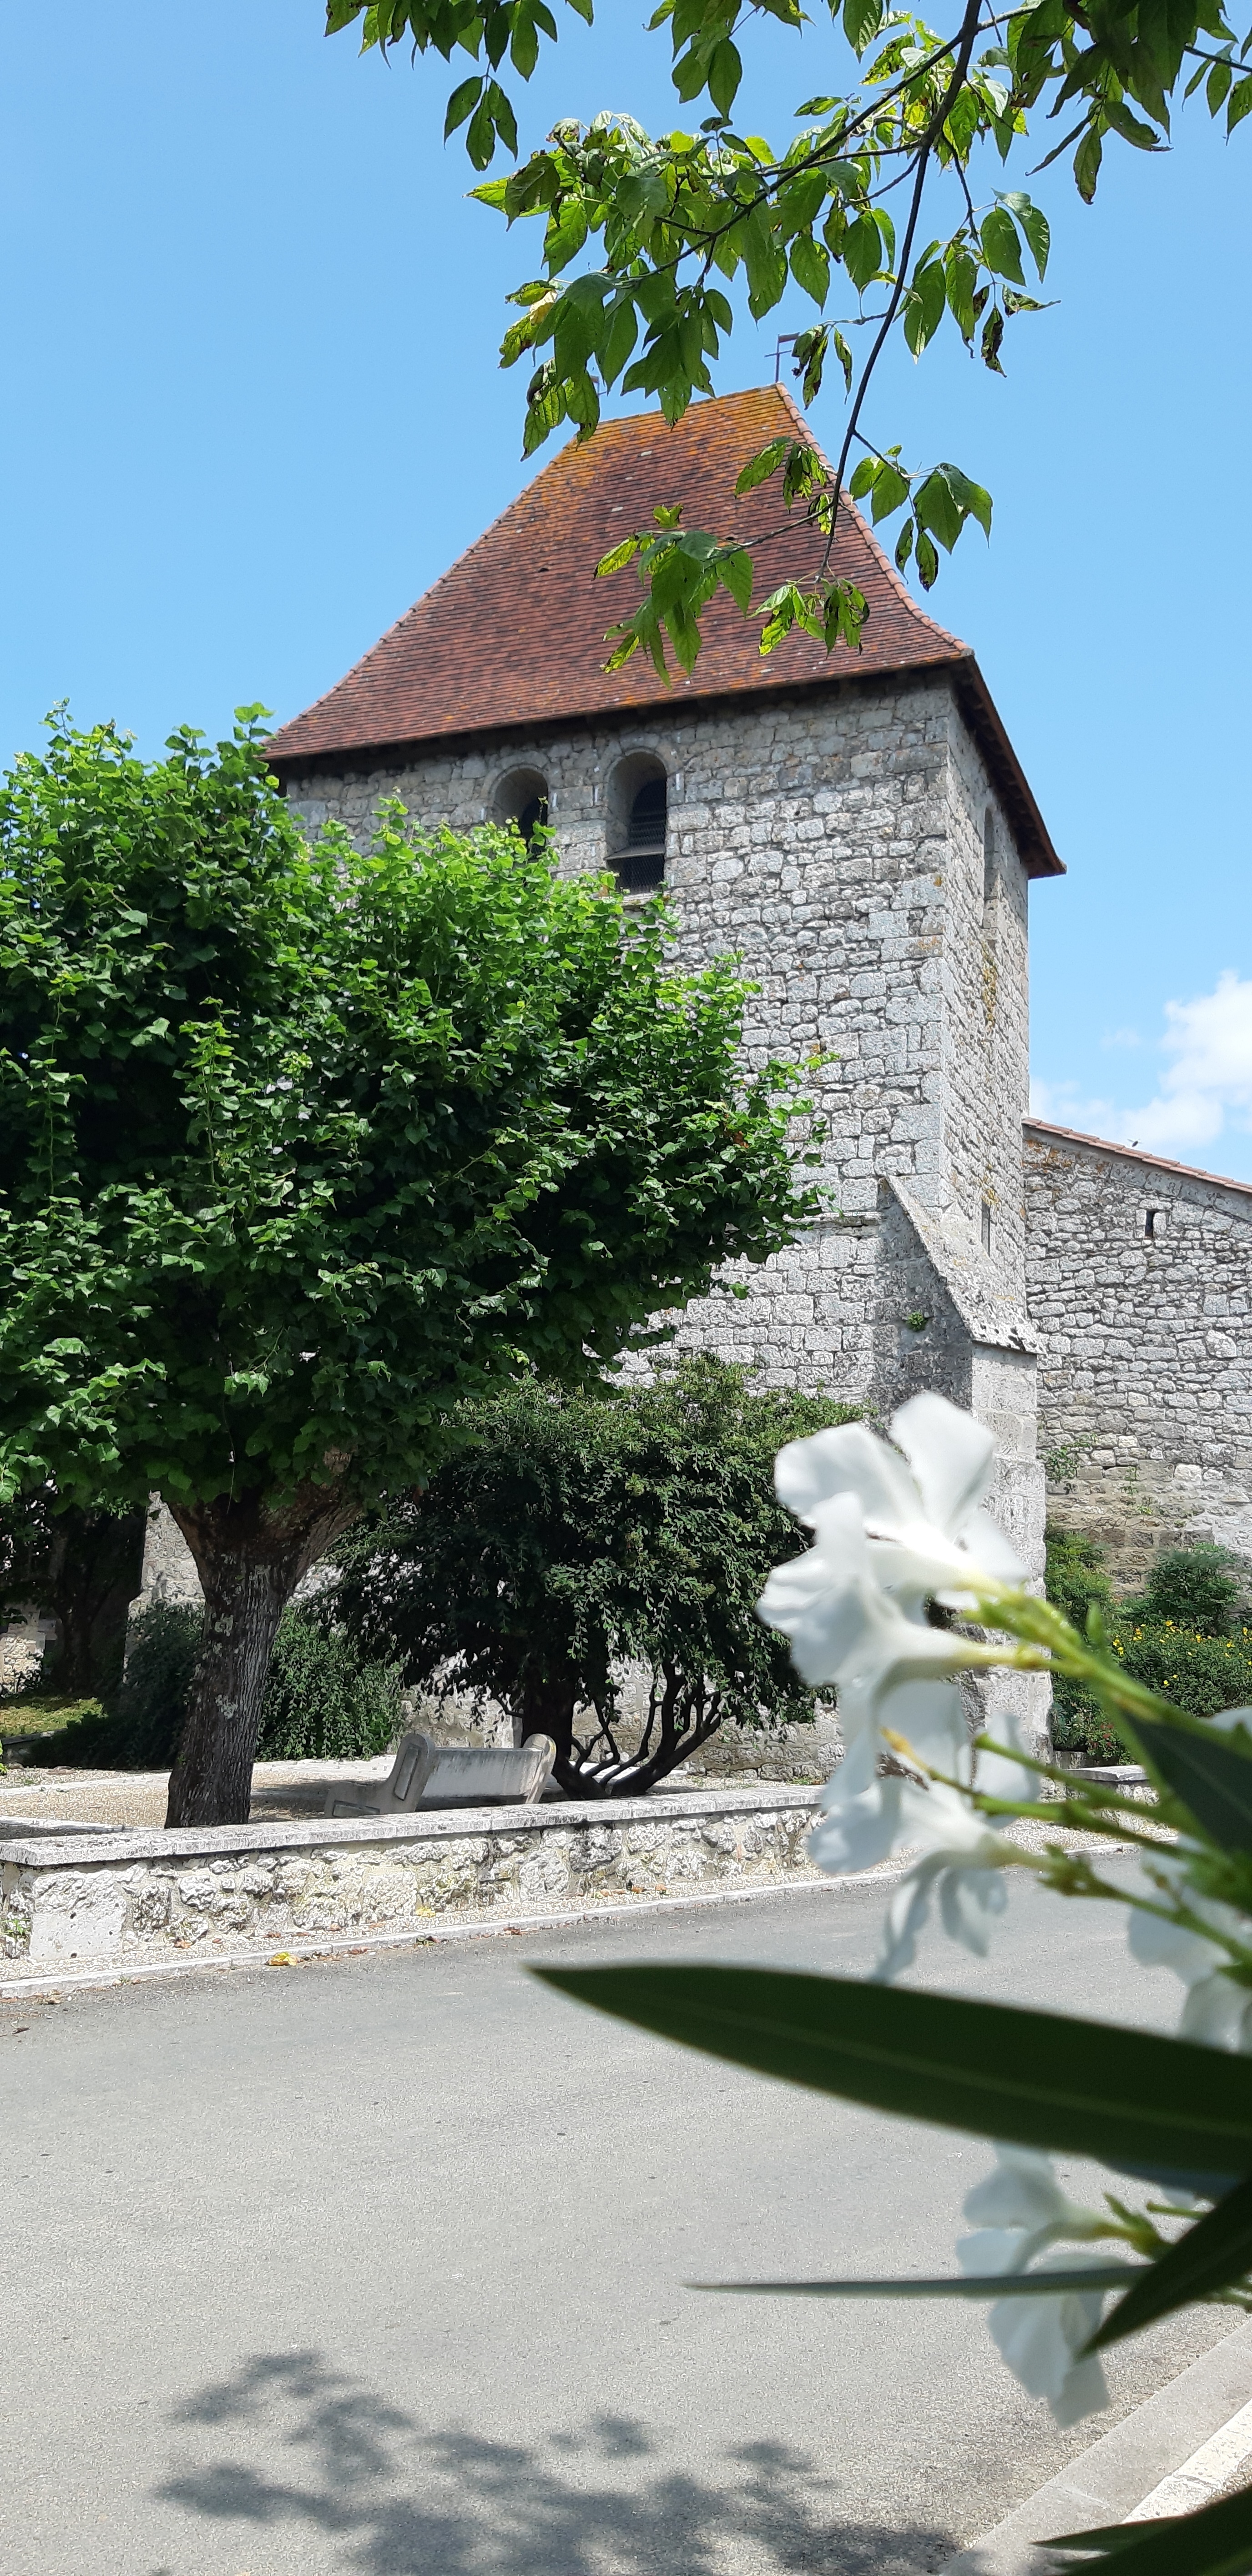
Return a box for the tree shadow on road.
[153,2349,956,2574]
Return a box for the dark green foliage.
[1046,1530,1252,1762]
[1107,1622,1252,1724]
[0,712,812,1518]
[326,1355,858,1796]
[0,711,813,1825]
[1045,1526,1116,1638]
[33,1602,402,1770]
[0,1490,145,1696]
[255,1611,403,1762]
[1131,1545,1247,1637]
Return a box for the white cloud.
[1100,1026,1142,1051]
[1033,972,1252,1168]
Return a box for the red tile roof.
[267,384,1061,876]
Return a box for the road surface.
[1,1866,1234,2575]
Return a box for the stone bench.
[323,1731,556,1819]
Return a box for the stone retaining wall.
[0,1783,821,1980]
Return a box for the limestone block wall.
[1025,1122,1252,1584]
[0,1785,822,1977]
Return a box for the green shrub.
[1045,1527,1115,1639]
[31,1601,401,1770]
[328,1355,859,1796]
[255,1613,403,1762]
[1129,1543,1247,1635]
[1045,1527,1252,1761]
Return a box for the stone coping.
[0,1779,820,1872]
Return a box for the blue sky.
[1,3,1249,1173]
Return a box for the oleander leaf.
[1089,2169,1252,2350]
[534,1968,1252,2175]
[1044,2474,1252,2568]
[1126,1710,1252,1854]
[690,2267,1143,2298]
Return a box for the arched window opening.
[608,753,667,894]
[495,767,550,851]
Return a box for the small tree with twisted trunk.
[326,1358,857,1796]
[0,713,815,1825]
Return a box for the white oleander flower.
[874,1780,1016,1977]
[1127,1863,1252,2052]
[772,1391,1026,1617]
[959,2148,1114,2425]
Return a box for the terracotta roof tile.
[267,384,1061,876]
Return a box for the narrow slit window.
[1145,1207,1164,1239]
[983,806,997,910]
[981,1201,993,1253]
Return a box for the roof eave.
[951,656,1064,880]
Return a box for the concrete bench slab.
[323,1730,556,1818]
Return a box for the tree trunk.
[45,1508,147,1696]
[164,1484,358,1829]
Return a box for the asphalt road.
[1,1869,1237,2576]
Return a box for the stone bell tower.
[259,387,1065,1739]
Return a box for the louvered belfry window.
[615,772,666,893]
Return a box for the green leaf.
[789,233,831,307]
[848,454,878,502]
[914,467,964,552]
[708,37,742,116]
[742,211,788,318]
[842,0,882,55]
[735,436,790,496]
[980,205,1025,284]
[981,304,1005,373]
[444,74,484,138]
[869,462,910,523]
[915,528,939,589]
[531,1967,1252,2174]
[1000,190,1050,277]
[903,258,945,356]
[1045,2476,1252,2569]
[940,461,993,538]
[596,536,641,577]
[1229,72,1252,130]
[1128,1709,1252,1852]
[894,518,914,570]
[692,2267,1143,2299]
[1074,123,1105,203]
[1090,2169,1252,2352]
[717,548,754,613]
[944,244,979,341]
[843,211,884,292]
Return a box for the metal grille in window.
[616,777,666,891]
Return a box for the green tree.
[327,0,1249,670]
[0,1491,146,1696]
[327,1355,858,1795]
[0,713,814,1828]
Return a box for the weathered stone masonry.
[1026,1121,1252,1585]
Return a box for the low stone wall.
[0,1783,822,1981]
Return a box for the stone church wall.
[287,669,1033,1408]
[1025,1122,1252,1586]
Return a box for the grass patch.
[0,1693,105,1738]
